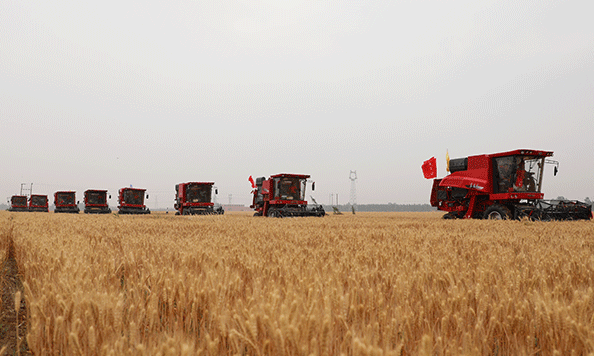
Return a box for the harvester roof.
[270,173,311,179]
[479,149,553,158]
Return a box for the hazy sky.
[1,0,593,208]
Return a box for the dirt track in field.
[0,230,31,355]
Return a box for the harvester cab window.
[12,197,27,205]
[124,190,144,205]
[517,156,542,192]
[88,192,105,204]
[494,156,515,193]
[58,193,74,205]
[277,177,305,201]
[186,185,212,203]
[31,196,47,206]
[494,155,543,194]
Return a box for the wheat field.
[0,210,593,355]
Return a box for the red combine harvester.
[430,149,592,220]
[174,182,224,215]
[84,189,111,214]
[28,194,49,212]
[250,173,325,217]
[8,195,28,212]
[118,187,150,214]
[54,191,80,213]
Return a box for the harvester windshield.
[276,177,306,201]
[493,155,544,194]
[11,196,27,206]
[56,192,75,205]
[124,190,144,205]
[186,184,212,203]
[87,191,106,205]
[30,195,47,206]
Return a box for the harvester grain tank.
[174,182,224,215]
[54,191,80,213]
[28,194,49,212]
[8,195,28,212]
[430,149,592,220]
[84,189,111,214]
[250,173,325,217]
[118,187,150,214]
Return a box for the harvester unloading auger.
[427,149,592,220]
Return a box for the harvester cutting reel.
[515,200,592,221]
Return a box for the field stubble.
[0,211,593,355]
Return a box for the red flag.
[248,175,256,188]
[422,157,437,179]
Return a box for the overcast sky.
[1,0,593,208]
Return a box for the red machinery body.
[251,173,325,217]
[8,195,28,212]
[84,189,111,214]
[28,194,49,212]
[54,191,80,213]
[431,149,592,220]
[118,187,150,214]
[174,182,223,215]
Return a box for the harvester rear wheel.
[483,205,512,220]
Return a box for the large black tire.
[268,210,281,218]
[483,205,512,220]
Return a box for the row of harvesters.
[429,149,592,221]
[7,183,227,215]
[8,188,137,214]
[6,174,326,218]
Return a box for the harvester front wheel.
[483,205,512,220]
[442,212,457,219]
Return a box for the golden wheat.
[0,211,593,355]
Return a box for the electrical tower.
[349,171,357,208]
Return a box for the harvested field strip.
[0,211,594,354]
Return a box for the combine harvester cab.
[28,194,49,212]
[54,191,80,213]
[8,195,28,212]
[430,149,592,220]
[117,187,150,214]
[250,173,325,217]
[174,182,224,215]
[84,189,112,214]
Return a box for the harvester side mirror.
[109,195,112,199]
[146,194,149,199]
[215,189,218,195]
[77,201,80,204]
[554,166,558,176]
[312,182,315,191]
